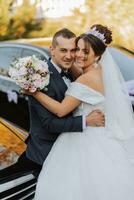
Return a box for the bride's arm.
[31,67,84,117]
[32,73,91,118]
[32,91,81,117]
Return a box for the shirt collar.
[51,59,62,73]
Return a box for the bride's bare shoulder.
[76,68,104,94]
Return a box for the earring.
[94,59,98,68]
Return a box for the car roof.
[0,41,50,58]
[7,37,52,47]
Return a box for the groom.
[0,28,104,180]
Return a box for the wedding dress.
[34,81,134,200]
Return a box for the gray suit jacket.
[26,59,83,165]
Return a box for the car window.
[0,47,22,77]
[0,77,19,93]
[21,48,47,61]
[0,118,27,170]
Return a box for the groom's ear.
[50,46,53,52]
[50,46,55,57]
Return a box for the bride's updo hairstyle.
[76,24,113,58]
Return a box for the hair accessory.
[86,27,106,45]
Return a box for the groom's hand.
[86,110,105,127]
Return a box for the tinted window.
[0,120,27,170]
[0,47,22,76]
[21,48,47,61]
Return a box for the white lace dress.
[35,82,134,200]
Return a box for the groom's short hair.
[52,28,76,47]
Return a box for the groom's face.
[50,36,76,70]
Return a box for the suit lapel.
[47,59,68,96]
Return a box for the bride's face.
[75,38,96,69]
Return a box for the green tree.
[7,0,42,39]
[83,0,134,50]
[0,0,13,38]
[0,0,44,40]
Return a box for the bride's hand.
[21,89,36,96]
[86,110,105,127]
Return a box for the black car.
[0,43,134,130]
[0,45,134,199]
[0,117,36,199]
[0,42,50,131]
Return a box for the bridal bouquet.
[9,55,50,93]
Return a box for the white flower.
[20,82,29,90]
[42,74,50,86]
[29,85,37,93]
[18,66,27,76]
[33,79,43,88]
[9,67,18,78]
[32,73,41,81]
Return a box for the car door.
[0,46,29,130]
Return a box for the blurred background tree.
[0,0,12,38]
[7,0,41,39]
[0,0,133,51]
[0,0,43,40]
[83,0,134,51]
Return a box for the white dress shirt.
[51,60,71,87]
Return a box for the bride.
[32,24,134,199]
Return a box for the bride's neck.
[83,64,94,73]
[83,63,101,74]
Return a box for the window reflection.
[0,118,27,170]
